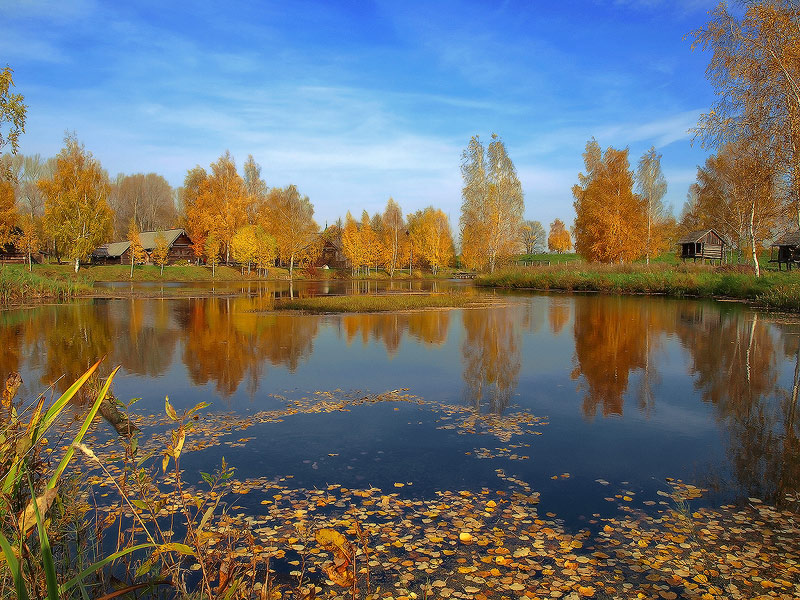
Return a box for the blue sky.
[2,0,719,230]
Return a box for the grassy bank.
[275,291,483,313]
[476,263,800,311]
[0,264,92,304]
[48,263,254,282]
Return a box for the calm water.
[3,283,799,525]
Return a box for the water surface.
[3,284,798,525]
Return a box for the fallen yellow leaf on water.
[578,586,595,597]
[459,532,473,544]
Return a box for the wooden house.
[139,229,194,263]
[770,230,800,270]
[91,241,131,265]
[678,229,727,264]
[92,229,195,265]
[316,237,348,270]
[0,227,29,263]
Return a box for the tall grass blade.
[60,543,156,594]
[28,475,59,600]
[47,366,120,491]
[0,530,30,600]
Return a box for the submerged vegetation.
[274,292,485,313]
[476,264,800,312]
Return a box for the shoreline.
[475,266,800,313]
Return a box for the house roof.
[138,229,187,250]
[772,230,800,247]
[94,241,131,258]
[93,229,189,258]
[677,229,727,245]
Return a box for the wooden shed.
[770,230,800,271]
[678,229,727,264]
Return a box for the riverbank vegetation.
[476,263,800,311]
[0,263,91,304]
[275,292,483,313]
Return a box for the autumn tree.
[460,134,525,272]
[243,154,267,221]
[16,214,38,271]
[547,218,572,253]
[39,135,113,272]
[521,220,546,254]
[341,211,363,275]
[231,224,258,274]
[635,146,669,263]
[382,198,405,276]
[253,226,277,277]
[572,139,646,263]
[408,207,455,274]
[109,173,176,239]
[0,66,26,179]
[204,235,221,277]
[0,177,16,248]
[14,154,51,219]
[179,166,208,258]
[127,219,147,278]
[689,137,781,277]
[261,184,319,279]
[692,1,800,229]
[360,211,379,274]
[151,230,170,275]
[197,152,249,263]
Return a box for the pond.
[3,282,799,529]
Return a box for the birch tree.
[521,220,546,254]
[382,197,404,276]
[262,185,319,279]
[547,218,572,253]
[151,230,170,275]
[0,66,26,179]
[692,1,800,228]
[572,139,646,263]
[39,135,113,272]
[635,146,668,264]
[127,219,147,278]
[459,134,524,272]
[691,137,781,277]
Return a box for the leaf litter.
[74,389,800,599]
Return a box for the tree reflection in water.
[461,307,521,414]
[1,292,800,505]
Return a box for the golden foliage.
[0,177,17,247]
[0,65,26,163]
[572,139,646,263]
[408,207,454,274]
[151,230,170,271]
[39,135,113,271]
[460,134,524,272]
[547,218,572,254]
[261,185,319,278]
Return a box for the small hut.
[770,230,800,271]
[677,229,727,264]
